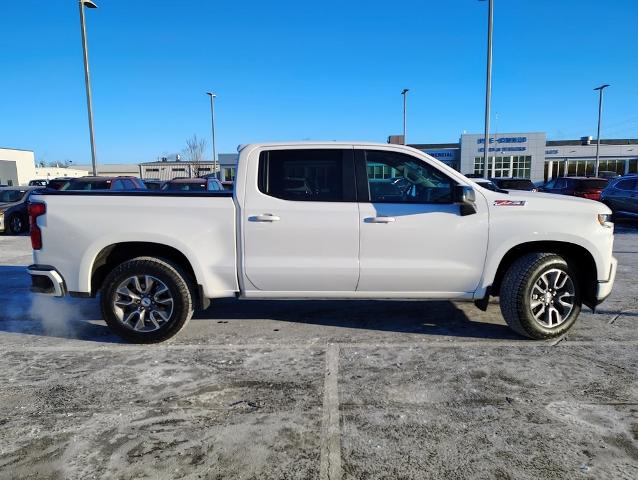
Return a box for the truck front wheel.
[100,256,194,343]
[500,253,582,339]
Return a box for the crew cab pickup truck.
[27,142,617,343]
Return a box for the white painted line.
[320,343,342,480]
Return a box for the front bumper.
[596,256,617,303]
[27,264,66,297]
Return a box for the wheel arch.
[90,242,208,309]
[490,241,598,308]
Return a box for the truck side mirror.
[454,185,477,216]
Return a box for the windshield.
[162,182,207,191]
[575,179,608,190]
[496,179,535,190]
[0,190,26,203]
[62,180,111,190]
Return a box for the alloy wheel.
[529,268,575,328]
[112,275,174,332]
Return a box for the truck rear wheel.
[100,256,194,343]
[500,253,581,339]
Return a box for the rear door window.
[258,149,355,202]
[0,190,25,202]
[615,179,636,191]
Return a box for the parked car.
[142,180,165,191]
[46,177,73,190]
[61,176,147,191]
[161,177,224,192]
[472,178,499,191]
[539,177,608,201]
[600,175,638,220]
[28,179,49,187]
[490,178,537,192]
[0,186,39,234]
[28,142,616,343]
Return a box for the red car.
[539,177,608,201]
[61,176,147,191]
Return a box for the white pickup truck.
[27,142,617,342]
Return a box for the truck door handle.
[366,216,396,223]
[250,213,280,222]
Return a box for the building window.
[224,167,236,182]
[146,168,159,172]
[473,156,485,176]
[172,168,186,172]
[629,159,637,173]
[492,156,511,178]
[598,159,626,175]
[512,156,531,179]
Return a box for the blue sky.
[2,0,637,165]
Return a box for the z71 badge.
[494,199,526,206]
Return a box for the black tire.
[100,256,194,343]
[500,253,582,339]
[7,213,27,234]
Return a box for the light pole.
[401,89,409,145]
[593,84,610,177]
[78,0,99,176]
[206,92,218,179]
[480,0,494,178]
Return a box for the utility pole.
[206,92,218,179]
[401,89,409,145]
[593,84,610,177]
[481,0,494,179]
[79,0,99,175]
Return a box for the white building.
[410,133,638,182]
[139,154,238,182]
[0,148,36,186]
[74,163,140,177]
[0,147,89,185]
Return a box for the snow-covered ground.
[1,227,637,479]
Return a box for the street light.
[401,89,409,145]
[206,92,218,179]
[593,84,610,178]
[480,0,494,178]
[78,0,99,176]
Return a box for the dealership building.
[411,132,638,182]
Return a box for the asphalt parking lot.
[0,227,637,480]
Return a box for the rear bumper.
[27,264,66,297]
[596,256,617,304]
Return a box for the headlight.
[597,213,613,228]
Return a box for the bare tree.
[184,134,207,177]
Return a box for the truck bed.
[30,190,239,298]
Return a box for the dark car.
[46,177,73,190]
[143,180,165,190]
[221,181,234,191]
[540,177,608,201]
[472,178,499,191]
[61,176,147,191]
[161,177,224,192]
[28,179,49,187]
[490,178,537,192]
[600,176,638,220]
[0,186,39,234]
